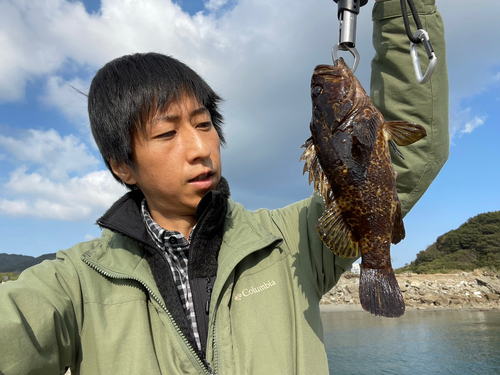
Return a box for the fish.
[300,58,426,317]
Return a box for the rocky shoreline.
[320,271,500,311]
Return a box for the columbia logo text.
[234,280,276,301]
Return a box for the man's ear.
[109,159,137,186]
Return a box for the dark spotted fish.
[300,58,426,317]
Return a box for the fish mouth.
[313,64,344,79]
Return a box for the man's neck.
[150,212,196,240]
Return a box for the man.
[0,0,448,373]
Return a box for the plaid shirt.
[141,199,202,351]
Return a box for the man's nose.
[185,128,211,161]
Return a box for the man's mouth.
[190,172,212,182]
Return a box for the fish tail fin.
[359,266,405,318]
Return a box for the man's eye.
[197,122,212,129]
[157,131,176,139]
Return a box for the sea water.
[322,309,500,375]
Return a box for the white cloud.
[42,76,90,129]
[204,0,229,12]
[0,128,99,180]
[461,116,486,134]
[0,0,87,101]
[450,107,487,138]
[0,128,127,221]
[1,168,127,221]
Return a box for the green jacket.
[0,195,354,374]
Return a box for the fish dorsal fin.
[316,202,359,258]
[391,200,405,244]
[300,138,334,206]
[384,121,427,146]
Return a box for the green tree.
[398,211,500,273]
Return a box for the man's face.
[116,95,221,224]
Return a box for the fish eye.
[311,85,323,97]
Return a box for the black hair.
[88,52,225,190]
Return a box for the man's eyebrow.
[151,107,210,126]
[190,107,210,118]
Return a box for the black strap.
[400,0,423,44]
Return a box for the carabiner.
[332,43,360,73]
[410,29,437,84]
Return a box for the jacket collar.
[96,188,155,249]
[89,177,282,293]
[93,178,232,279]
[96,177,231,251]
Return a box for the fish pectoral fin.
[316,202,359,258]
[353,115,379,147]
[384,121,427,146]
[391,201,406,244]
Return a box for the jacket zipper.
[212,315,220,375]
[81,255,213,375]
[205,277,213,315]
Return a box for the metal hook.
[332,43,360,73]
[410,29,437,84]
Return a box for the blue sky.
[0,0,499,269]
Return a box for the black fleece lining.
[144,247,197,349]
[190,177,230,278]
[188,178,230,352]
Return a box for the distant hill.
[398,211,500,274]
[0,253,57,273]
